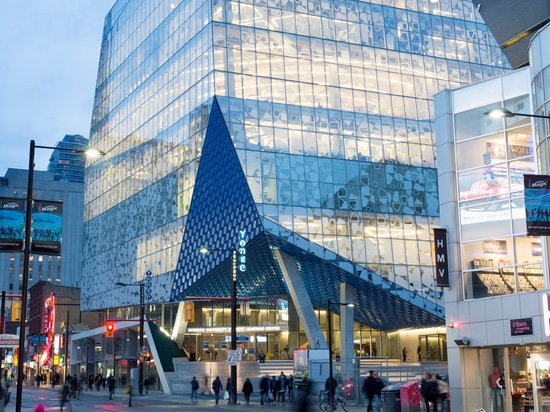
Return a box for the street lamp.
[115,282,145,396]
[199,246,238,405]
[15,140,105,412]
[484,107,550,120]
[327,298,354,412]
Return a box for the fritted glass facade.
[82,0,511,334]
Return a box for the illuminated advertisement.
[0,197,25,251]
[42,294,55,366]
[32,200,63,255]
[524,174,550,236]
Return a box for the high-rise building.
[82,0,512,371]
[47,134,89,183]
[0,169,85,294]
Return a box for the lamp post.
[199,247,238,405]
[15,140,105,412]
[484,107,550,120]
[327,299,354,412]
[115,282,145,396]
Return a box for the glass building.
[82,0,512,365]
[47,134,89,183]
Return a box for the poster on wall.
[524,174,550,236]
[0,197,25,251]
[31,200,63,255]
[483,240,507,254]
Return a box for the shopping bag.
[224,390,230,400]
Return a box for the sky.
[0,1,115,175]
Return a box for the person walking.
[373,373,386,412]
[260,374,270,406]
[287,374,294,402]
[191,376,199,401]
[270,376,278,404]
[278,372,287,404]
[212,376,222,405]
[402,347,407,362]
[226,377,232,404]
[417,345,422,362]
[107,375,115,400]
[362,370,377,412]
[420,372,439,412]
[242,378,253,404]
[60,383,70,412]
[126,383,133,407]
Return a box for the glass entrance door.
[530,352,550,412]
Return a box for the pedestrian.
[88,374,94,391]
[258,351,266,363]
[144,377,150,395]
[191,376,199,401]
[0,384,7,412]
[260,374,270,406]
[60,383,70,412]
[373,373,386,412]
[125,383,133,407]
[226,377,232,404]
[278,372,287,403]
[417,345,422,362]
[107,375,115,400]
[288,374,294,401]
[242,378,253,404]
[402,347,407,362]
[325,375,337,401]
[212,376,222,405]
[420,372,439,412]
[270,376,278,404]
[362,370,376,412]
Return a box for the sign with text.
[524,174,550,236]
[433,228,450,287]
[510,318,533,336]
[0,197,25,251]
[32,200,63,255]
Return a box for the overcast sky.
[0,1,115,175]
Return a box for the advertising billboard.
[524,174,550,236]
[0,197,25,251]
[31,200,63,255]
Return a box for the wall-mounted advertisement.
[0,197,25,251]
[524,174,550,236]
[31,200,63,255]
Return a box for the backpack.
[192,380,199,390]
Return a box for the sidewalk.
[34,384,366,411]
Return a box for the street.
[6,385,364,412]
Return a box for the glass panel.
[455,104,504,141]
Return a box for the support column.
[339,283,355,384]
[273,250,327,348]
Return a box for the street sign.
[228,350,238,366]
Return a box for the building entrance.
[531,352,550,412]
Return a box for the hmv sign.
[433,228,450,288]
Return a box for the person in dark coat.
[107,375,115,400]
[242,378,253,404]
[362,370,377,412]
[212,376,222,405]
[226,377,232,404]
[260,375,270,405]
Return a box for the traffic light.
[145,352,151,363]
[105,321,115,338]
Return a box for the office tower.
[47,134,89,183]
[82,0,511,355]
[0,169,85,293]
